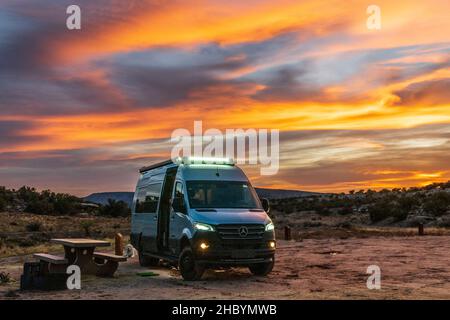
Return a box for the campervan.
[130,157,276,280]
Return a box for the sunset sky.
[1,0,449,196]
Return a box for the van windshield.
[186,181,262,209]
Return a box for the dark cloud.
[252,67,323,102]
[393,78,450,106]
[0,120,40,148]
[108,64,225,107]
[279,123,450,144]
[0,1,169,115]
[55,76,131,112]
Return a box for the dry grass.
[278,226,450,240]
[271,209,450,240]
[0,212,130,258]
[0,211,129,234]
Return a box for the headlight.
[199,242,209,250]
[265,222,275,231]
[194,222,215,231]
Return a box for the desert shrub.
[53,194,81,215]
[316,205,331,216]
[282,205,294,214]
[0,272,11,284]
[368,201,393,222]
[303,221,322,228]
[368,195,413,222]
[0,197,5,212]
[423,192,450,216]
[338,206,353,215]
[17,186,39,202]
[338,221,353,229]
[0,186,14,199]
[397,196,419,216]
[99,199,130,217]
[438,217,450,228]
[12,186,82,215]
[25,222,42,232]
[391,208,409,222]
[25,199,54,215]
[80,220,95,236]
[17,238,36,247]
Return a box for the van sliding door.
[157,166,177,252]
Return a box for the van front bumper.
[192,231,276,266]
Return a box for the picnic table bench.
[93,252,127,277]
[34,253,68,264]
[33,253,69,274]
[33,238,127,277]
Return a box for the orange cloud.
[48,0,450,65]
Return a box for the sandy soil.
[1,236,449,300]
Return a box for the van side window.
[174,182,184,200]
[135,183,162,213]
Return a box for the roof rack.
[139,159,174,173]
[175,156,235,165]
[139,157,236,173]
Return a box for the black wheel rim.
[182,253,194,272]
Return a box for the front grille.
[216,224,265,240]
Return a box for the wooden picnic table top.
[50,238,110,248]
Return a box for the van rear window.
[135,183,162,213]
[186,181,261,209]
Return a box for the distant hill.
[84,188,321,208]
[84,192,134,207]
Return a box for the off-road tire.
[178,246,205,281]
[248,255,275,276]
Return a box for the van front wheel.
[179,247,205,281]
[249,255,275,276]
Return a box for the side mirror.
[172,197,187,214]
[261,198,270,213]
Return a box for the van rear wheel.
[179,247,205,281]
[249,255,274,276]
[138,250,159,267]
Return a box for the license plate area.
[231,250,256,259]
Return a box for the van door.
[157,166,177,252]
[169,181,190,254]
[135,183,162,254]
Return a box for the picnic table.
[33,238,127,277]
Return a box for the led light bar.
[175,156,235,166]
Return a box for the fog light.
[269,241,276,248]
[200,242,209,250]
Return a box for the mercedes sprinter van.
[130,157,276,280]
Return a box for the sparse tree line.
[0,186,130,218]
[270,181,450,223]
[2,182,450,223]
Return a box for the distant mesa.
[84,192,134,207]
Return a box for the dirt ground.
[1,236,449,300]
